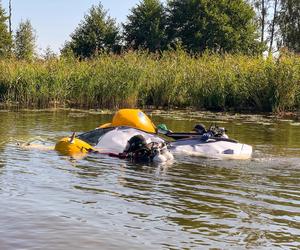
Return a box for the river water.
[0,109,299,250]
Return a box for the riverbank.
[1,50,300,113]
[0,106,299,122]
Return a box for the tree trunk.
[269,0,279,54]
[9,0,12,35]
[261,0,265,43]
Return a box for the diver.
[110,135,173,163]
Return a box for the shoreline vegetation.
[1,50,300,114]
[1,1,300,116]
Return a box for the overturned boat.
[55,109,253,161]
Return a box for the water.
[0,109,299,249]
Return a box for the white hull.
[93,127,252,160]
[170,138,252,160]
[95,127,164,154]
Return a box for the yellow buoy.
[55,136,94,157]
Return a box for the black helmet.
[194,124,207,134]
[124,135,148,153]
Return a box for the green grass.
[0,50,300,112]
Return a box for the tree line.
[0,3,35,60]
[0,0,299,60]
[249,0,299,53]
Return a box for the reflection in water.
[0,110,299,249]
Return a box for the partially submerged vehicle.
[55,109,253,161]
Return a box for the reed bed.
[0,50,300,112]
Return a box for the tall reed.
[0,50,300,112]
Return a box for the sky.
[2,0,142,54]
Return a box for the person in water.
[110,135,173,163]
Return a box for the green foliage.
[1,51,300,113]
[278,0,300,52]
[61,3,120,58]
[14,20,36,60]
[123,0,167,52]
[166,0,264,54]
[0,50,300,112]
[0,2,12,58]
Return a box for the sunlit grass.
[0,50,299,112]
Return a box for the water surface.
[0,110,299,249]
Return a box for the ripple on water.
[0,110,300,249]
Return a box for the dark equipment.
[123,135,167,162]
[164,123,237,143]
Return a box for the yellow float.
[99,109,156,133]
[55,109,155,157]
[55,132,94,156]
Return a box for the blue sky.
[2,0,143,54]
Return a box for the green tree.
[61,3,120,58]
[123,0,167,52]
[278,0,300,52]
[0,2,12,58]
[14,19,36,60]
[167,0,264,54]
